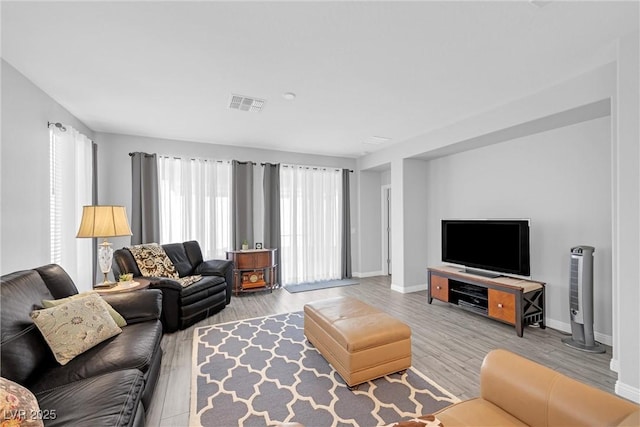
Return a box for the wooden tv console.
[427,266,545,337]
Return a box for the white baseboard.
[544,319,612,347]
[616,380,640,403]
[352,270,384,278]
[610,357,619,373]
[380,284,618,348]
[390,282,427,294]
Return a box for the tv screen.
[442,219,530,276]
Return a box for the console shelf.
[226,249,278,295]
[427,266,546,337]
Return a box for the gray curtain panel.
[263,163,281,286]
[130,152,160,245]
[232,160,254,250]
[341,169,352,279]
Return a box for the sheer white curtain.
[49,126,93,287]
[280,165,342,284]
[157,156,232,259]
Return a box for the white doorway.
[381,185,391,275]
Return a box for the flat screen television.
[441,219,530,277]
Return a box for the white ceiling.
[2,1,638,158]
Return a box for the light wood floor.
[146,275,618,426]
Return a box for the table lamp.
[76,205,133,287]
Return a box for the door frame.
[381,185,391,275]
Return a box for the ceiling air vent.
[229,94,266,112]
[363,136,391,145]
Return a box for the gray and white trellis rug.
[190,311,459,427]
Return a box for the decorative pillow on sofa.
[129,243,179,278]
[0,377,45,427]
[31,293,122,365]
[42,291,127,327]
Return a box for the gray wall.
[381,169,391,186]
[425,116,612,341]
[400,159,429,289]
[1,60,95,276]
[356,170,382,275]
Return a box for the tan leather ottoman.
[303,296,411,388]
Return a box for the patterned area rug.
[190,312,459,427]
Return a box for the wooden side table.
[226,249,278,295]
[96,278,151,295]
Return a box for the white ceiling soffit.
[1,1,638,158]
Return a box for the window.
[49,126,93,285]
[280,165,342,284]
[157,156,232,259]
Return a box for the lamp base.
[97,240,115,288]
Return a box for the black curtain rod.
[47,121,67,132]
[128,152,157,157]
[50,121,95,142]
[269,164,353,173]
[128,153,353,172]
[128,153,223,162]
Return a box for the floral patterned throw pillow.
[128,243,179,278]
[0,377,45,427]
[30,293,122,365]
[42,291,127,327]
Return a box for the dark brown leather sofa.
[0,264,163,427]
[112,240,234,333]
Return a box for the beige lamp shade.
[76,205,133,238]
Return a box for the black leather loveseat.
[112,240,234,333]
[0,264,163,427]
